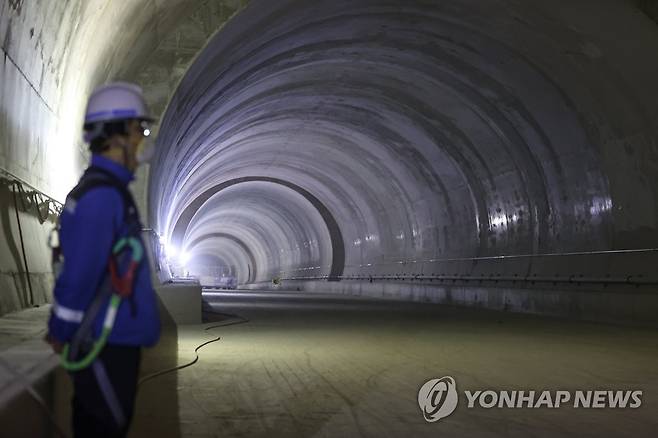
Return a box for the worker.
[45,82,161,438]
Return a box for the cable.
[0,356,71,438]
[137,311,249,387]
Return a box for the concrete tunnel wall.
[151,0,658,321]
[1,0,658,321]
[0,0,246,315]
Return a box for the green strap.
[60,294,121,371]
[59,237,143,371]
[113,237,143,262]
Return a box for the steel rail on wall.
[0,167,63,217]
[1,167,63,307]
[279,248,658,287]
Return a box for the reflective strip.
[52,302,84,323]
[103,305,118,329]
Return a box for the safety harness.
[60,236,143,371]
[51,165,144,370]
[50,165,145,427]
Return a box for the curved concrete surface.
[3,2,658,437]
[150,0,658,293]
[0,0,247,314]
[172,178,341,282]
[1,0,658,318]
[0,0,657,316]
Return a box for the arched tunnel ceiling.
[150,0,658,283]
[171,176,344,279]
[2,0,658,287]
[182,181,333,282]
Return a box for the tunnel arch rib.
[149,0,658,288]
[170,177,345,281]
[185,232,259,283]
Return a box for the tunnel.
[1,1,658,437]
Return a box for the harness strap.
[92,359,127,428]
[58,166,144,371]
[62,294,121,372]
[69,166,136,220]
[67,274,113,362]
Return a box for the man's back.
[48,154,160,347]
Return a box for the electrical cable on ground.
[138,310,249,386]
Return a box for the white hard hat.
[84,82,153,126]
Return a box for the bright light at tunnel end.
[180,251,191,265]
[164,242,178,260]
[162,242,190,265]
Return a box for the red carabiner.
[109,259,138,297]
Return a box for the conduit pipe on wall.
[0,167,63,218]
[11,182,34,307]
[1,168,63,308]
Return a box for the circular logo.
[418,376,458,422]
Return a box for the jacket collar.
[90,154,134,186]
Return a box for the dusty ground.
[130,290,658,438]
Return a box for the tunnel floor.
[131,290,658,438]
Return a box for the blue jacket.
[48,155,160,347]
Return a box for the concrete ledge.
[243,280,658,327]
[0,338,61,437]
[0,289,193,437]
[0,340,58,408]
[155,283,202,325]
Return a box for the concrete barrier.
[0,283,201,437]
[0,338,61,437]
[154,283,202,325]
[242,280,658,327]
